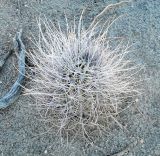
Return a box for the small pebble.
[44,150,48,154]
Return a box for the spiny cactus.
[25,2,141,140]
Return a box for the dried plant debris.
[0,29,25,109]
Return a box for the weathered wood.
[0,29,25,109]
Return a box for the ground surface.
[0,0,160,155]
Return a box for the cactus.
[25,2,141,139]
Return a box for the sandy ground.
[0,0,160,155]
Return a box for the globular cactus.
[26,3,141,139]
